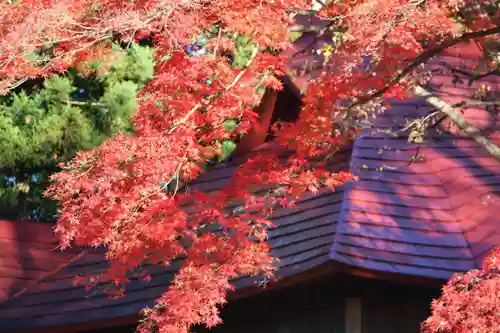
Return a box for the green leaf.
[219,140,236,160]
[161,54,172,62]
[223,119,237,132]
[288,31,303,43]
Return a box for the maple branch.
[351,25,500,108]
[214,27,222,58]
[437,62,500,87]
[168,46,259,134]
[414,85,500,161]
[454,100,500,108]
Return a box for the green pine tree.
[0,43,155,222]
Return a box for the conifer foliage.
[0,1,498,332]
[0,42,155,221]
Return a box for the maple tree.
[423,249,500,333]
[0,0,499,333]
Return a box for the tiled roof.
[331,46,500,279]
[0,39,499,332]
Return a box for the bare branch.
[414,85,500,161]
[436,62,500,87]
[454,100,500,108]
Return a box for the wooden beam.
[6,315,138,333]
[333,261,445,286]
[345,297,362,333]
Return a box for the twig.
[67,100,105,107]
[214,27,222,59]
[454,100,500,108]
[399,110,442,133]
[74,165,94,180]
[407,145,422,166]
[430,115,448,129]
[167,46,259,134]
[436,61,500,87]
[350,25,500,109]
[5,77,28,92]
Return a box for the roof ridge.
[430,162,478,268]
[330,134,367,264]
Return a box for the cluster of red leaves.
[423,249,500,333]
[2,0,499,332]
